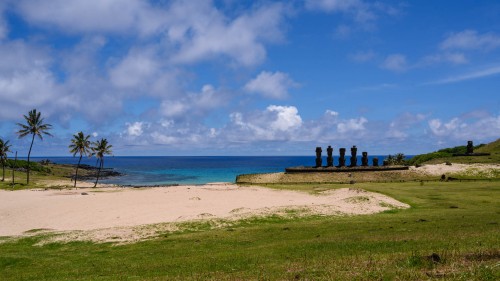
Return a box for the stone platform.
[285,165,409,173]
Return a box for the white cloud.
[428,115,500,140]
[387,113,427,140]
[440,30,500,51]
[428,65,500,85]
[325,110,339,118]
[150,131,177,145]
[16,0,166,36]
[110,48,159,89]
[244,71,297,99]
[305,0,399,25]
[267,105,303,131]
[160,100,189,118]
[420,52,468,66]
[380,54,407,72]
[0,40,61,119]
[305,0,362,12]
[170,2,288,66]
[160,84,229,119]
[126,122,146,137]
[16,1,288,67]
[337,117,367,133]
[228,105,302,141]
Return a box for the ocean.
[30,155,401,186]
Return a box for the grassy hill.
[407,139,500,165]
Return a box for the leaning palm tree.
[92,138,112,188]
[0,138,12,181]
[69,132,92,188]
[16,109,52,184]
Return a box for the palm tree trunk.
[94,158,102,188]
[74,154,82,188]
[12,151,17,188]
[26,134,35,184]
[1,159,5,181]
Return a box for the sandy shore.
[0,184,408,242]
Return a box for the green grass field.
[1,181,499,280]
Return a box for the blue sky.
[0,0,499,156]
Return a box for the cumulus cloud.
[109,48,160,89]
[380,54,408,72]
[244,71,298,99]
[0,40,61,119]
[440,29,500,51]
[228,105,302,141]
[169,1,288,66]
[387,113,427,140]
[16,0,165,36]
[160,84,229,120]
[428,115,500,140]
[337,117,367,133]
[16,0,289,67]
[126,122,146,137]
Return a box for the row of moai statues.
[315,145,379,168]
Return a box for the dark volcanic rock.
[67,164,123,180]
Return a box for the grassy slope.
[0,162,93,190]
[409,139,500,165]
[1,181,499,280]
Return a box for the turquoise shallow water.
[30,156,399,186]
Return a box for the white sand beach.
[0,184,408,242]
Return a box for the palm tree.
[69,132,92,188]
[92,138,112,188]
[0,138,12,181]
[395,153,406,165]
[16,109,52,184]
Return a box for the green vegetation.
[69,131,92,188]
[407,139,499,165]
[0,138,12,181]
[385,152,406,165]
[16,109,53,184]
[0,161,96,190]
[92,138,113,187]
[1,181,498,280]
[0,108,114,189]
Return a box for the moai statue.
[326,146,334,167]
[315,147,323,167]
[350,145,358,167]
[338,148,346,167]
[361,152,368,166]
[466,141,474,154]
[372,157,379,167]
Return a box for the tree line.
[0,109,112,188]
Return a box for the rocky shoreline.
[65,164,123,180]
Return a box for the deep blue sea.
[29,156,403,186]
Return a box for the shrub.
[5,159,51,173]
